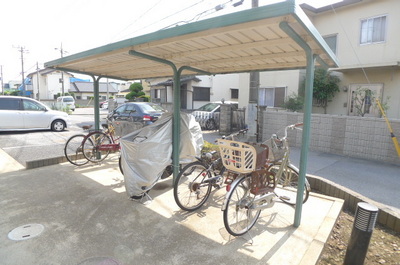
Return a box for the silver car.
[0,96,69,132]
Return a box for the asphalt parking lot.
[0,108,109,166]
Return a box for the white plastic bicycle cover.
[120,112,204,197]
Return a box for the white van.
[57,96,75,111]
[0,96,69,132]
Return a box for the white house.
[27,69,73,100]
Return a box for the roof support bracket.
[129,50,211,182]
[280,21,316,228]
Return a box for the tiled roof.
[70,81,118,93]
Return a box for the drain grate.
[77,257,121,265]
[8,224,44,241]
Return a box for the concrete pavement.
[0,154,343,265]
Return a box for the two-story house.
[302,0,400,119]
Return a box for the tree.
[126,82,145,101]
[300,68,340,114]
[283,93,303,112]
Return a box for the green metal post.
[92,75,101,131]
[279,21,316,227]
[295,53,316,227]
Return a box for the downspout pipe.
[128,50,210,181]
[279,21,316,227]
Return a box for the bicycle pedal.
[279,195,291,201]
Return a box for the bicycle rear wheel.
[268,163,309,205]
[64,134,90,166]
[173,161,213,211]
[223,175,261,236]
[82,131,112,163]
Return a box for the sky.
[0,0,342,84]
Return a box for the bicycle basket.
[265,138,286,162]
[217,139,268,174]
[250,169,276,195]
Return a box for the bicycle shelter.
[45,0,338,227]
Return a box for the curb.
[25,156,68,169]
[308,174,400,233]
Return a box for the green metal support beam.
[128,50,211,181]
[279,21,316,227]
[91,76,102,131]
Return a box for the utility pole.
[55,43,67,96]
[36,62,40,100]
[0,65,4,95]
[248,0,260,141]
[14,46,29,96]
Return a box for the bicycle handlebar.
[283,123,303,139]
[221,128,249,140]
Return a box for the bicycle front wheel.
[223,176,261,236]
[268,163,309,205]
[64,134,90,166]
[82,132,112,163]
[173,161,213,211]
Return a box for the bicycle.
[173,129,248,212]
[64,125,99,166]
[219,123,310,236]
[64,123,120,166]
[81,123,121,163]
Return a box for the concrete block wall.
[260,110,400,166]
[219,104,233,135]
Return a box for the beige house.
[302,0,400,119]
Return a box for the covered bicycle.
[119,112,204,201]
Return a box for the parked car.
[107,102,166,125]
[99,101,107,108]
[192,101,238,130]
[0,96,70,132]
[56,96,75,111]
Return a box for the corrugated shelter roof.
[44,1,338,80]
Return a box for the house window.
[193,86,210,101]
[258,87,286,107]
[230,88,239,99]
[323,34,338,55]
[360,15,387,45]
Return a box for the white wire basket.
[264,138,287,162]
[217,139,268,174]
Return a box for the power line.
[113,0,238,41]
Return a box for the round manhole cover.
[78,257,121,265]
[8,224,44,241]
